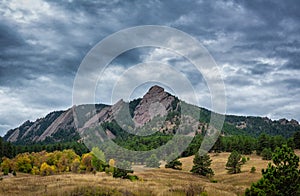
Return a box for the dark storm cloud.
[0,0,300,135]
[0,23,25,49]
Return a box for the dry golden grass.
[0,150,299,196]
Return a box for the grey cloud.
[0,0,300,135]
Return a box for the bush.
[241,156,247,164]
[250,166,256,173]
[112,167,133,179]
[31,166,40,175]
[210,179,218,183]
[3,168,9,175]
[127,174,139,181]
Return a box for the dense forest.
[1,128,300,164]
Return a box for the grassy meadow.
[1,150,299,196]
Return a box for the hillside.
[3,85,300,145]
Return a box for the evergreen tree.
[245,145,300,196]
[256,133,270,155]
[226,150,242,174]
[293,131,300,149]
[212,136,222,153]
[243,137,254,155]
[190,152,214,177]
[113,160,133,179]
[165,158,182,170]
[261,148,272,160]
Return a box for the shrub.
[127,174,139,181]
[3,168,9,175]
[250,166,256,173]
[112,167,133,179]
[241,156,247,164]
[31,166,40,175]
[210,179,218,183]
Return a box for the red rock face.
[133,85,175,126]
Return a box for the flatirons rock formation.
[3,85,300,144]
[4,86,177,144]
[133,85,175,126]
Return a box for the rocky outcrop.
[133,85,175,126]
[278,118,299,126]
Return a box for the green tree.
[261,148,272,160]
[226,150,242,174]
[112,160,135,180]
[145,154,160,168]
[212,136,222,153]
[245,145,300,196]
[91,147,106,172]
[293,131,300,149]
[165,158,182,170]
[190,152,214,177]
[256,133,270,155]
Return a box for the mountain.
[3,85,300,144]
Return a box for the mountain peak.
[133,85,175,126]
[147,85,165,94]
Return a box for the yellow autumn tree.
[15,153,32,173]
[80,153,93,172]
[71,158,81,173]
[40,162,56,176]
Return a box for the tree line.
[0,137,89,162]
[1,129,300,165]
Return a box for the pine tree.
[165,158,182,170]
[293,131,300,149]
[256,133,270,155]
[212,136,222,153]
[245,145,300,195]
[226,150,242,174]
[190,152,214,177]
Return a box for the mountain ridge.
[3,85,300,144]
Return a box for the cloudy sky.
[1,0,300,135]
